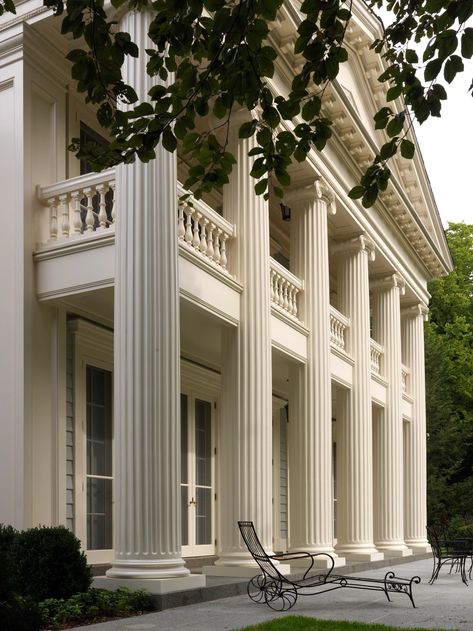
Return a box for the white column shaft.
[372,279,410,555]
[107,10,188,579]
[334,237,382,560]
[215,126,273,567]
[402,307,430,551]
[288,184,336,555]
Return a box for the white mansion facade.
[0,0,452,593]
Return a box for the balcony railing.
[330,306,349,353]
[401,364,409,394]
[269,258,303,321]
[370,339,383,376]
[38,170,116,243]
[177,183,235,276]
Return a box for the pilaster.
[287,181,344,568]
[402,304,431,553]
[332,235,383,561]
[104,9,204,592]
[371,275,411,557]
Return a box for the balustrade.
[329,306,350,352]
[38,170,116,242]
[401,365,409,394]
[177,184,235,275]
[370,339,383,375]
[269,258,303,321]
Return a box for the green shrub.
[39,588,152,629]
[14,526,92,601]
[0,594,42,631]
[457,524,473,538]
[0,523,19,596]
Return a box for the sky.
[373,8,472,228]
[414,69,472,227]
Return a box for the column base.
[375,544,413,558]
[106,557,190,579]
[335,544,384,562]
[406,541,432,554]
[288,548,346,569]
[94,574,205,595]
[203,563,291,578]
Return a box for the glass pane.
[181,485,188,546]
[195,399,211,486]
[196,487,212,545]
[181,394,188,484]
[87,478,113,550]
[86,366,112,477]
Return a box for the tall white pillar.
[402,304,431,553]
[332,236,383,561]
[287,181,343,568]
[204,114,280,577]
[104,10,204,592]
[371,275,411,557]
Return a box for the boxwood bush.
[14,525,92,601]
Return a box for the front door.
[181,393,215,556]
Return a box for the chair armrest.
[271,551,335,581]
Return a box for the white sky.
[372,8,473,228]
[414,69,472,227]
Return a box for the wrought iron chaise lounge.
[238,521,421,611]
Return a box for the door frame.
[181,359,220,557]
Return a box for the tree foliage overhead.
[425,223,473,523]
[1,0,472,206]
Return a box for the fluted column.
[402,304,431,553]
[105,10,204,590]
[332,236,383,561]
[205,114,279,576]
[371,275,411,556]
[287,181,343,567]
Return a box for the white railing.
[370,339,383,376]
[329,306,349,352]
[177,184,235,275]
[270,258,303,321]
[38,170,116,243]
[401,364,409,394]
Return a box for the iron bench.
[238,520,420,611]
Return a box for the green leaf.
[425,58,443,82]
[239,120,257,139]
[462,28,473,59]
[162,129,177,152]
[255,178,268,195]
[386,113,405,138]
[213,97,227,119]
[400,139,415,159]
[348,186,365,200]
[386,84,403,101]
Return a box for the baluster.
[109,181,116,225]
[200,218,208,253]
[48,197,58,241]
[282,281,289,312]
[292,288,299,318]
[207,223,215,259]
[71,191,82,235]
[192,212,201,249]
[220,234,228,268]
[59,194,69,237]
[274,274,281,306]
[213,229,221,264]
[270,270,276,303]
[96,183,108,229]
[288,286,295,315]
[185,206,194,243]
[177,203,185,240]
[83,186,95,232]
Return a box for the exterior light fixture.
[280,203,291,222]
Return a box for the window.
[71,319,114,564]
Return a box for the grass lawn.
[239,615,450,631]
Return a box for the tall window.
[86,366,113,551]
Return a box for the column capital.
[285,178,336,215]
[401,303,429,321]
[331,234,376,262]
[370,273,405,295]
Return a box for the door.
[181,393,215,556]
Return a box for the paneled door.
[181,393,215,556]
